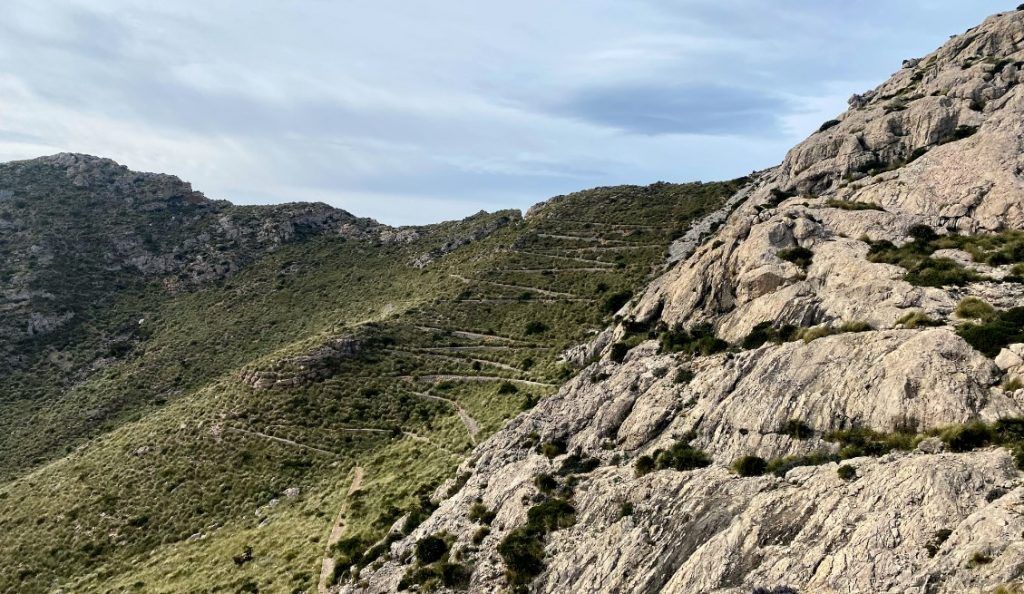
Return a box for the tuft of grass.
[956,297,997,321]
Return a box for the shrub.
[619,502,634,517]
[660,324,729,356]
[526,498,576,532]
[524,320,549,335]
[1005,377,1024,392]
[836,464,856,481]
[938,422,994,452]
[634,455,655,477]
[777,246,814,268]
[896,311,942,329]
[497,528,545,588]
[765,451,838,476]
[908,224,938,244]
[674,369,694,384]
[534,473,557,493]
[969,550,994,567]
[415,535,448,564]
[497,382,519,395]
[469,503,496,525]
[826,199,882,211]
[655,440,712,472]
[732,455,768,477]
[741,322,799,349]
[752,587,799,594]
[955,297,996,321]
[558,453,599,476]
[602,291,632,314]
[817,119,841,132]
[957,307,1024,357]
[780,419,814,440]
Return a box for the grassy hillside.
[0,157,744,593]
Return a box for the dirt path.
[511,250,616,267]
[542,218,669,230]
[318,466,364,594]
[398,374,556,388]
[448,274,577,298]
[410,391,481,443]
[387,348,523,372]
[416,345,536,352]
[415,325,525,344]
[535,232,634,244]
[225,427,340,457]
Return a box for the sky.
[0,1,1013,225]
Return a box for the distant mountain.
[0,151,739,592]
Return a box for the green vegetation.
[0,158,746,594]
[777,246,814,268]
[836,464,857,481]
[896,311,943,328]
[731,455,768,477]
[825,199,884,211]
[659,324,730,356]
[634,436,711,476]
[746,418,1024,479]
[780,419,814,439]
[867,228,1024,287]
[957,307,1024,357]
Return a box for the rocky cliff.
[342,9,1024,594]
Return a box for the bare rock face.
[343,10,1024,594]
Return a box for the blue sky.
[0,1,1012,225]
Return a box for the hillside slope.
[0,153,742,593]
[345,9,1024,594]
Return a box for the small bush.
[534,473,557,493]
[497,381,519,395]
[524,321,549,335]
[469,503,496,525]
[674,369,694,384]
[955,297,996,321]
[526,498,576,532]
[1004,377,1024,392]
[415,535,448,564]
[777,246,814,268]
[968,550,994,567]
[957,307,1024,356]
[634,455,655,477]
[765,451,838,476]
[938,422,994,452]
[655,440,712,472]
[731,455,768,477]
[497,528,545,588]
[817,119,841,133]
[896,311,942,328]
[619,502,634,517]
[836,464,856,481]
[780,419,814,440]
[602,291,632,314]
[826,199,882,211]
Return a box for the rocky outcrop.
[343,10,1024,594]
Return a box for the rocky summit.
[3,8,1024,594]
